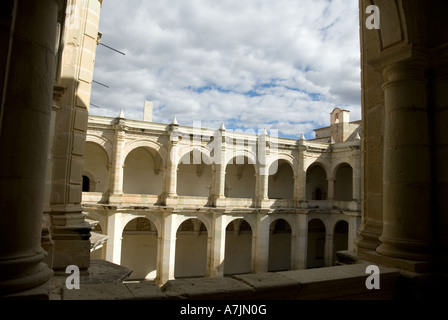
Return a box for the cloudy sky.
[90,0,361,139]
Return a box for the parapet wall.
[62,262,400,300]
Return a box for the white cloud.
[90,0,361,139]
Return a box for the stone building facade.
[1,0,447,300]
[82,107,361,285]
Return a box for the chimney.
[143,101,153,122]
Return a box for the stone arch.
[174,218,209,278]
[177,149,213,197]
[306,163,328,200]
[224,218,253,276]
[333,162,354,201]
[268,218,292,272]
[121,216,159,280]
[83,141,110,193]
[123,139,168,167]
[123,146,164,195]
[225,155,257,198]
[330,158,355,179]
[333,220,349,263]
[267,153,297,177]
[85,134,113,163]
[173,215,213,238]
[176,145,213,166]
[268,159,295,200]
[307,218,326,269]
[226,148,257,168]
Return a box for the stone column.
[347,217,358,251]
[0,0,59,296]
[253,213,270,273]
[208,212,226,277]
[256,170,269,208]
[108,121,126,203]
[376,57,433,261]
[327,178,335,201]
[352,149,362,201]
[164,122,179,206]
[324,231,335,267]
[157,211,177,286]
[213,125,227,207]
[105,212,122,265]
[49,0,102,272]
[292,214,308,269]
[296,141,308,208]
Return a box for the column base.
[164,195,178,207]
[108,193,123,204]
[256,199,271,209]
[50,222,92,271]
[359,249,433,273]
[0,250,54,296]
[376,235,432,262]
[215,197,227,208]
[355,219,383,252]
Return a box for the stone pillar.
[105,212,122,265]
[157,211,177,286]
[49,0,102,271]
[108,122,126,203]
[0,0,59,295]
[253,213,270,273]
[208,212,226,277]
[324,231,335,267]
[296,142,308,208]
[352,150,362,201]
[164,123,179,206]
[256,170,269,208]
[327,178,335,201]
[214,126,227,207]
[347,217,358,251]
[376,57,433,261]
[292,214,308,269]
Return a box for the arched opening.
[123,147,164,195]
[121,217,158,280]
[268,219,292,272]
[224,219,252,275]
[83,142,109,193]
[307,219,326,269]
[177,151,212,197]
[82,175,90,192]
[175,218,208,278]
[225,156,256,198]
[268,160,294,199]
[333,220,349,263]
[334,163,353,201]
[306,164,328,200]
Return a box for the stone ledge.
[60,263,402,300]
[279,263,400,300]
[161,277,254,300]
[231,272,301,299]
[63,281,166,300]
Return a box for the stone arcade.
[1,0,448,300]
[82,107,362,285]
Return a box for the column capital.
[368,43,430,73]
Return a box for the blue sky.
[90,0,361,139]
